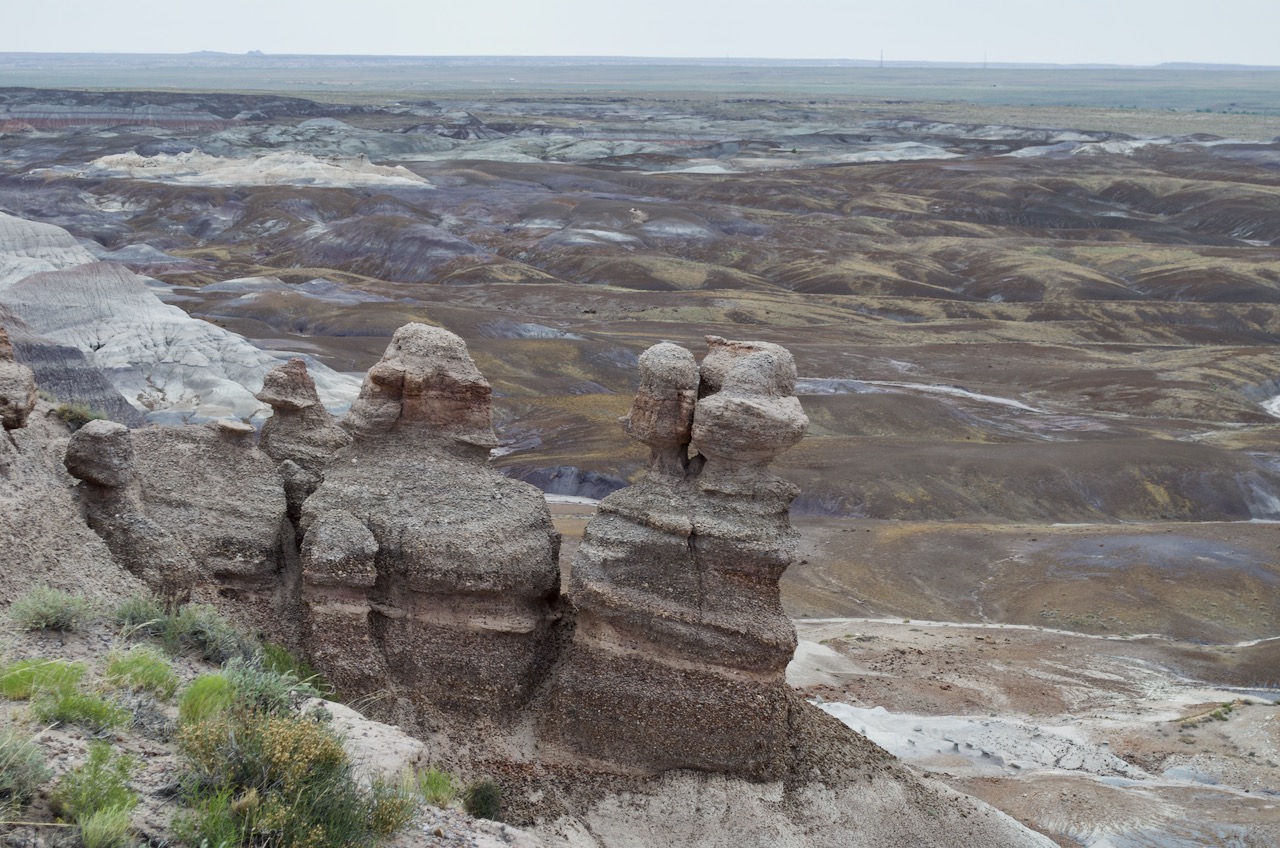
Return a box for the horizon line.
[0,51,1277,71]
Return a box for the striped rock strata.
[299,324,561,712]
[539,336,808,779]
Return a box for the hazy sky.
[3,0,1276,66]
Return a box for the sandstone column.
[540,335,808,779]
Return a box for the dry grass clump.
[8,586,91,632]
[0,726,50,821]
[176,709,416,847]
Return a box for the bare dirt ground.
[789,618,1280,847]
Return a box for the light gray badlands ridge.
[0,211,360,422]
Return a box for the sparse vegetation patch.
[8,587,91,632]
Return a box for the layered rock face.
[0,325,36,430]
[540,336,808,779]
[127,421,290,622]
[300,324,561,712]
[63,419,198,604]
[0,334,146,603]
[256,359,351,524]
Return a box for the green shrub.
[261,642,331,698]
[113,595,168,637]
[8,587,90,632]
[178,673,235,726]
[223,656,319,716]
[368,774,419,836]
[34,691,130,735]
[106,646,178,700]
[177,711,412,847]
[78,804,134,848]
[54,402,106,431]
[464,779,502,821]
[165,604,256,664]
[50,741,138,822]
[417,766,458,808]
[172,787,244,848]
[0,726,51,819]
[0,658,87,700]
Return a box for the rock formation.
[63,419,198,603]
[3,318,1054,846]
[256,358,351,523]
[0,339,146,603]
[299,324,561,712]
[0,324,36,430]
[539,335,808,779]
[126,421,291,624]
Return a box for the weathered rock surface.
[120,423,290,627]
[257,359,351,522]
[539,336,807,779]
[63,419,198,603]
[0,324,36,430]
[0,404,146,604]
[532,701,1056,847]
[301,324,561,713]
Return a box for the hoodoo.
[540,336,809,778]
[299,324,562,713]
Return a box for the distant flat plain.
[2,54,1279,138]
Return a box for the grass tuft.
[8,587,91,632]
[78,804,134,848]
[0,658,87,700]
[178,673,235,727]
[0,726,51,820]
[105,645,178,700]
[113,595,169,638]
[164,604,256,664]
[34,691,130,735]
[53,402,106,431]
[261,642,331,698]
[464,779,502,821]
[222,656,319,716]
[416,766,458,808]
[50,741,138,822]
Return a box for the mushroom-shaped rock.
[257,359,352,523]
[621,342,698,480]
[343,323,497,452]
[0,326,37,431]
[692,346,807,495]
[258,358,352,471]
[539,338,808,779]
[300,324,560,719]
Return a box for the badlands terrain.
[1,57,1279,845]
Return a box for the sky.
[2,0,1277,67]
